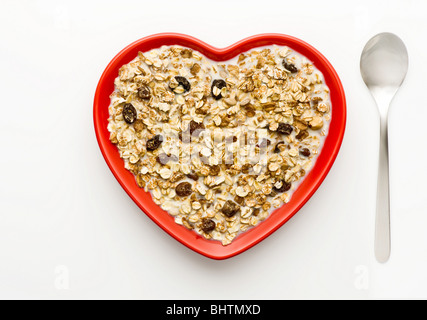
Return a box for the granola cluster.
[107,45,331,245]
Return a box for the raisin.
[209,165,221,176]
[201,218,216,233]
[174,76,191,92]
[133,119,144,132]
[122,103,137,124]
[274,180,292,193]
[189,120,205,137]
[282,60,298,73]
[137,85,151,99]
[175,182,192,197]
[211,79,227,100]
[274,141,285,153]
[277,123,293,135]
[221,200,240,217]
[299,148,311,157]
[187,172,199,181]
[157,153,178,165]
[146,134,163,151]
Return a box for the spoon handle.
[375,113,391,263]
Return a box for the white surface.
[1,0,426,300]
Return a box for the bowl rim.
[93,33,346,260]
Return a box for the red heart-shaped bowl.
[94,33,346,260]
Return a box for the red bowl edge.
[93,33,347,260]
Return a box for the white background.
[1,0,426,300]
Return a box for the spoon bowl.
[360,32,408,263]
[361,33,408,90]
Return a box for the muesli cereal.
[107,45,331,245]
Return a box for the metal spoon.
[360,32,408,263]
